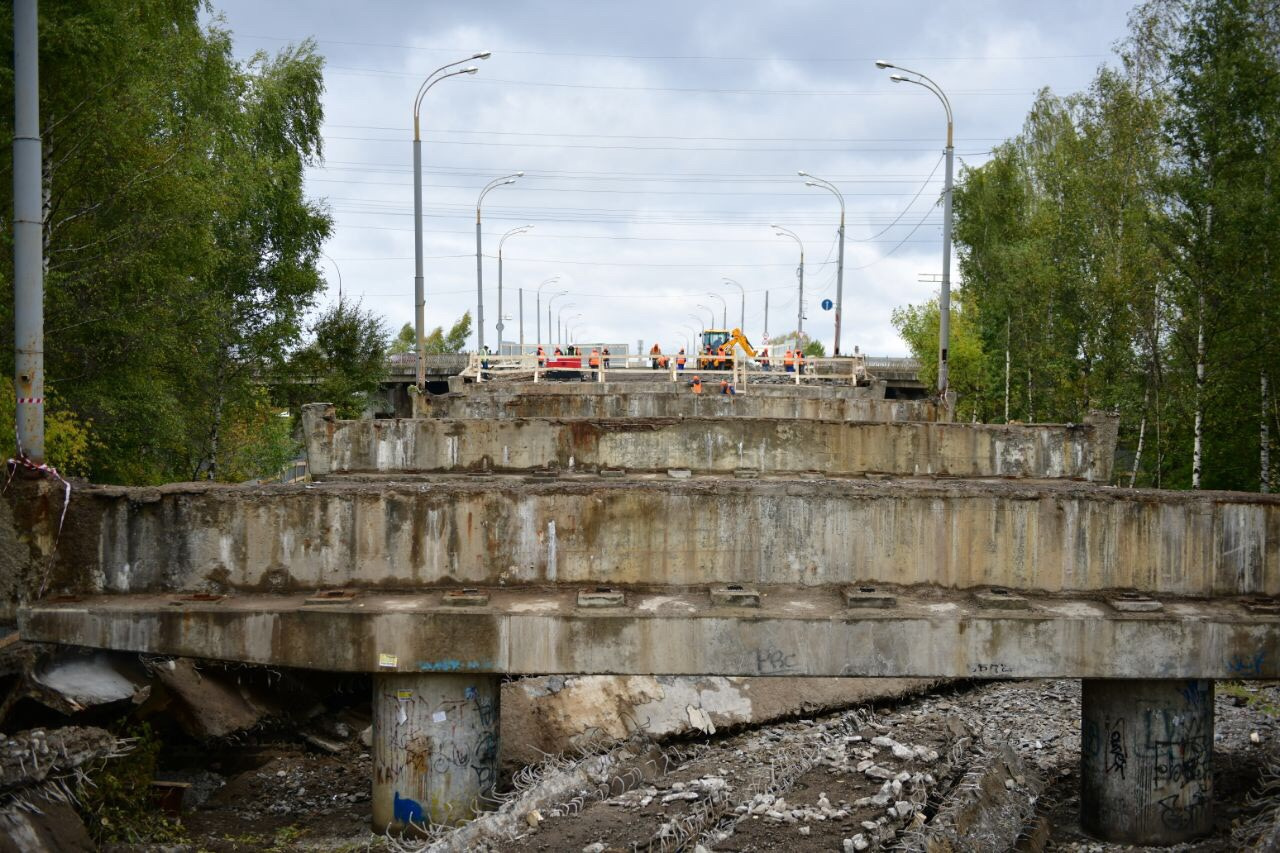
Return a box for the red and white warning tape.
[15,397,43,405]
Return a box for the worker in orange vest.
[676,349,687,371]
[537,346,546,366]
[784,349,795,373]
[589,348,600,368]
[650,343,662,369]
[658,353,670,369]
[796,350,806,375]
[688,375,703,394]
[759,347,770,370]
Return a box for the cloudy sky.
[205,0,1135,356]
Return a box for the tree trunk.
[1130,386,1149,489]
[1004,315,1011,423]
[1263,373,1271,494]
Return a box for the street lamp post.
[721,277,745,331]
[536,276,561,349]
[476,172,523,353]
[771,225,805,353]
[554,301,576,346]
[705,292,727,328]
[687,315,706,333]
[413,51,489,387]
[695,304,716,329]
[497,224,532,354]
[877,59,954,396]
[798,171,845,355]
[547,292,569,349]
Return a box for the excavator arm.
[726,328,756,358]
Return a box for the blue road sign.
[821,298,833,311]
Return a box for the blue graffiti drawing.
[1227,651,1266,676]
[393,791,425,825]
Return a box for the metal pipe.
[496,225,530,355]
[721,278,745,331]
[536,277,560,349]
[772,226,805,351]
[799,173,845,355]
[475,173,522,353]
[706,292,727,328]
[13,0,43,462]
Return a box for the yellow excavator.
[697,328,756,370]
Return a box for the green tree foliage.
[910,0,1279,490]
[891,296,994,423]
[0,1,331,484]
[287,299,389,419]
[421,311,473,354]
[389,322,416,354]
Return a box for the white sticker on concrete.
[432,710,447,723]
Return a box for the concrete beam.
[18,588,1279,678]
[38,476,1278,597]
[421,383,942,422]
[304,408,1118,481]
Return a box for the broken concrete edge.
[912,742,1043,852]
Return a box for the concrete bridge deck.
[20,585,1279,679]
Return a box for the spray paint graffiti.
[393,791,424,824]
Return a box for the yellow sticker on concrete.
[378,653,398,668]
[396,689,413,700]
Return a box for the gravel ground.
[164,679,1280,852]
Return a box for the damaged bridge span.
[11,386,1280,847]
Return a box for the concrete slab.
[304,409,1119,482]
[36,476,1279,598]
[19,587,1280,679]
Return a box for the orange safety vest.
[677,353,686,366]
[537,347,546,364]
[589,349,600,367]
[783,350,795,366]
[691,377,703,394]
[658,354,669,368]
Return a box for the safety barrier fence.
[461,352,870,388]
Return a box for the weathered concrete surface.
[304,406,1118,482]
[18,587,1280,678]
[500,675,938,770]
[420,382,943,422]
[1080,679,1215,844]
[32,476,1278,597]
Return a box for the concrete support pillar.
[372,673,500,833]
[1081,679,1213,845]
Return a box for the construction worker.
[688,375,703,394]
[676,349,687,371]
[553,346,562,357]
[658,352,669,369]
[602,347,611,368]
[719,379,735,396]
[650,343,662,369]
[537,345,546,367]
[715,343,727,370]
[796,349,806,375]
[759,347,770,371]
[784,349,795,373]
[589,348,600,369]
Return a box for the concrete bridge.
[10,378,1280,846]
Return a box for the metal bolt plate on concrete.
[168,593,226,606]
[973,588,1029,610]
[843,585,897,609]
[711,584,761,607]
[578,587,625,608]
[304,589,358,606]
[443,588,490,607]
[733,468,760,479]
[667,468,692,479]
[1108,592,1163,613]
[599,468,626,478]
[528,469,560,481]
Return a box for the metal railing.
[459,352,870,387]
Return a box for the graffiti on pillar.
[1105,719,1128,779]
[1157,790,1209,831]
[1177,680,1211,708]
[393,791,425,825]
[471,729,499,792]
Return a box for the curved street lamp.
[555,302,577,346]
[695,304,716,329]
[705,292,727,328]
[535,276,561,349]
[547,292,569,348]
[687,314,706,333]
[475,172,523,352]
[413,51,488,385]
[771,225,805,350]
[877,59,954,395]
[497,224,532,354]
[720,277,745,332]
[799,171,846,355]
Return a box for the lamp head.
[473,51,492,60]
[875,59,894,69]
[797,170,808,177]
[805,181,817,187]
[889,74,907,83]
[515,171,525,177]
[503,179,516,186]
[462,67,479,75]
